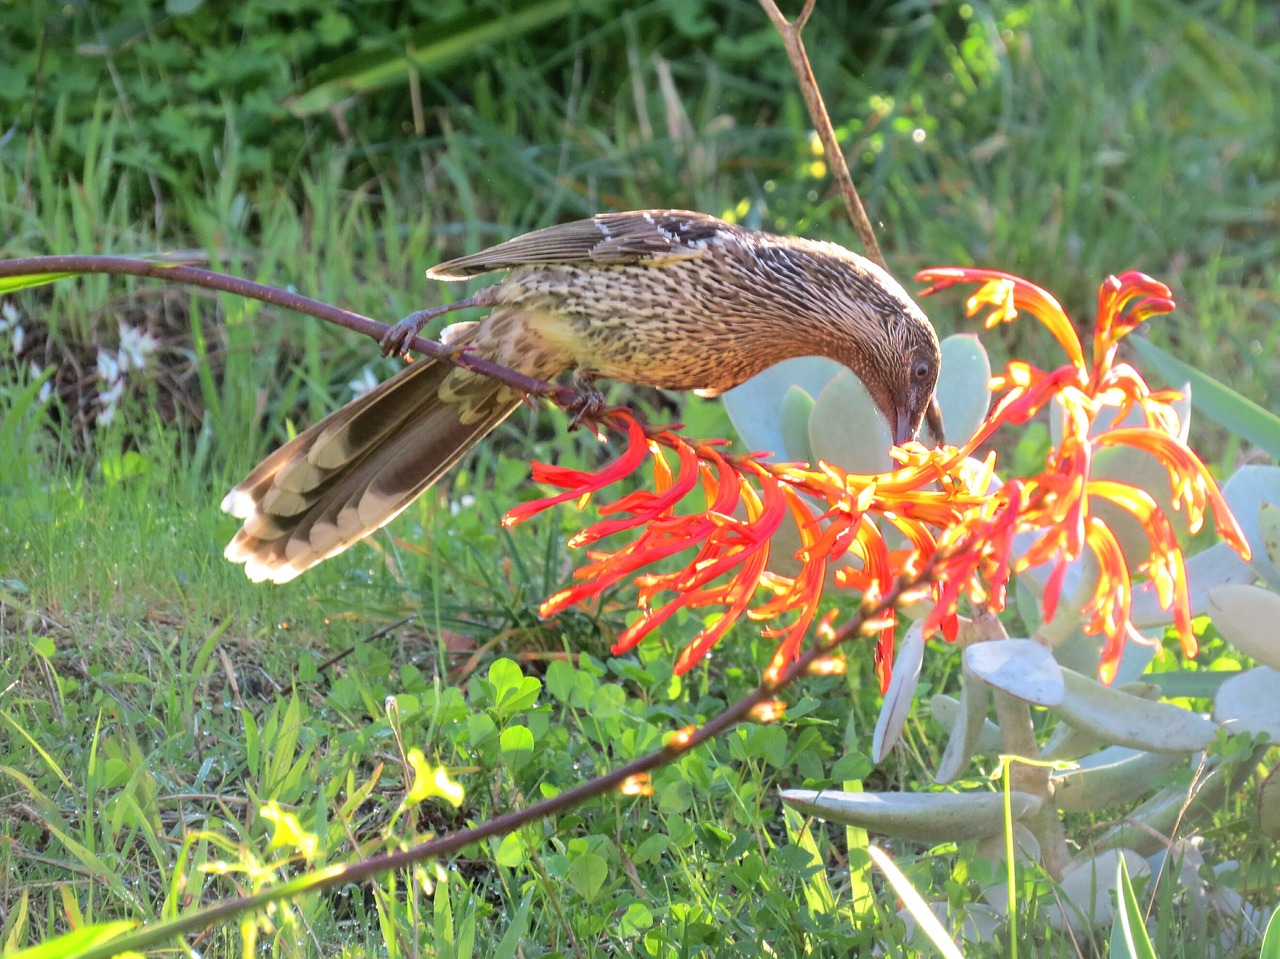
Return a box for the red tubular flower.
[502,415,649,526]
[917,266,1247,679]
[504,267,1249,687]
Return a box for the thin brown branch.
[0,255,579,407]
[758,1,946,439]
[756,0,886,270]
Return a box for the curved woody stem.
[756,0,887,270]
[0,255,580,408]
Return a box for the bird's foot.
[380,295,481,357]
[566,371,608,430]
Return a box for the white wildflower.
[0,301,21,355]
[97,348,125,426]
[117,321,158,372]
[29,362,52,405]
[97,348,122,385]
[449,493,477,517]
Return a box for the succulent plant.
[724,326,1278,944]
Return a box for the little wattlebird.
[222,209,941,583]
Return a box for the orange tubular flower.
[505,268,1249,687]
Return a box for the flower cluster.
[919,269,1249,681]
[504,270,1249,686]
[96,321,160,426]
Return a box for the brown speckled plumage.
[223,210,940,583]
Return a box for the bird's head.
[740,234,943,448]
[826,258,941,448]
[885,323,941,447]
[850,319,939,448]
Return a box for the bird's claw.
[566,385,608,430]
[380,311,432,357]
[381,298,483,357]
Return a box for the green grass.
[2,0,1279,955]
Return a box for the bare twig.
[759,0,946,440]
[0,256,579,409]
[756,0,886,270]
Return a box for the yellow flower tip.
[805,655,847,676]
[859,584,884,612]
[896,579,934,605]
[260,801,319,860]
[966,278,1018,324]
[405,748,466,808]
[668,725,698,749]
[1097,655,1119,686]
[749,699,787,723]
[860,614,895,635]
[816,609,841,641]
[619,773,654,797]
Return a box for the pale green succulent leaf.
[1206,583,1280,669]
[1092,763,1229,856]
[965,638,1065,706]
[1260,501,1280,569]
[1212,666,1280,740]
[1222,465,1280,589]
[1041,682,1163,760]
[932,669,997,784]
[808,369,893,473]
[872,621,925,763]
[934,333,992,445]
[779,788,1041,842]
[1051,746,1185,813]
[723,356,843,458]
[1052,668,1217,754]
[779,385,816,463]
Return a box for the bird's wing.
[428,210,733,278]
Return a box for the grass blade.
[4,921,138,959]
[1262,906,1280,959]
[868,845,964,959]
[493,889,535,959]
[1110,853,1158,959]
[0,272,78,293]
[290,0,605,116]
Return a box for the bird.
[222,209,941,583]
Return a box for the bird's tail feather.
[223,357,522,583]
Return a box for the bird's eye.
[912,360,932,382]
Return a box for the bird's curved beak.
[893,408,915,448]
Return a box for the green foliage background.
[1,1,1278,955]
[5,1,1277,399]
